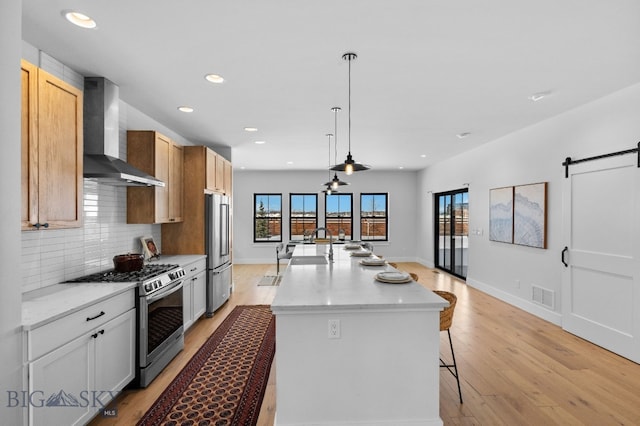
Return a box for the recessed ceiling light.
[398,166,404,170]
[420,154,427,158]
[286,161,294,165]
[177,106,194,113]
[456,132,471,139]
[529,91,552,102]
[62,10,97,29]
[254,140,266,145]
[205,74,224,84]
[244,127,258,132]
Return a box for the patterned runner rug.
[137,305,275,426]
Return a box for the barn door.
[562,152,640,363]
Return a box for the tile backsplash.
[21,180,160,292]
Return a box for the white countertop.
[22,282,137,331]
[22,254,207,330]
[271,244,447,313]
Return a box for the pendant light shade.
[325,107,349,189]
[331,52,370,175]
[321,133,338,194]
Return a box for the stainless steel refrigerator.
[205,193,232,316]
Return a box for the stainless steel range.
[67,264,186,387]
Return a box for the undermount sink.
[290,255,328,265]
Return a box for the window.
[360,193,388,241]
[254,194,282,242]
[325,193,352,241]
[290,194,318,240]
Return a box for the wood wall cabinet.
[21,59,83,231]
[223,158,233,195]
[126,131,183,224]
[162,146,231,254]
[205,147,231,195]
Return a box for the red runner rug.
[137,305,275,426]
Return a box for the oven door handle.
[147,280,184,303]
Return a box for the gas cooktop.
[66,264,180,283]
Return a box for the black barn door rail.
[563,142,640,178]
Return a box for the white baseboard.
[466,277,562,326]
[416,257,435,269]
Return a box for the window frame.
[324,193,353,241]
[289,193,318,241]
[253,193,283,243]
[360,193,389,241]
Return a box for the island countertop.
[271,244,447,313]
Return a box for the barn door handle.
[561,246,568,267]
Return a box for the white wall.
[233,170,418,263]
[1,1,24,424]
[418,82,640,324]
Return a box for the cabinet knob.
[91,329,105,339]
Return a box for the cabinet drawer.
[27,290,135,361]
[183,258,206,279]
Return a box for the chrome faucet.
[310,227,334,261]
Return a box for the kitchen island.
[271,244,447,426]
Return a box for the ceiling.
[21,0,640,172]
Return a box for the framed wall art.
[140,236,160,259]
[489,186,514,243]
[513,182,547,248]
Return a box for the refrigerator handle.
[212,263,233,275]
[220,203,230,257]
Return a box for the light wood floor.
[90,263,640,426]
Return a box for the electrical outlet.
[328,319,340,339]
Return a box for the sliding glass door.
[435,189,468,279]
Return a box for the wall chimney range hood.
[83,77,165,187]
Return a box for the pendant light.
[331,52,370,175]
[325,107,349,190]
[322,134,337,195]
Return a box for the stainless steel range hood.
[83,77,164,187]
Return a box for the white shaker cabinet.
[182,257,207,330]
[26,289,135,426]
[192,272,206,321]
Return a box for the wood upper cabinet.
[126,131,183,223]
[215,153,225,193]
[21,60,83,231]
[162,146,232,254]
[204,148,230,194]
[169,141,184,220]
[204,147,231,195]
[223,158,232,196]
[205,147,218,192]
